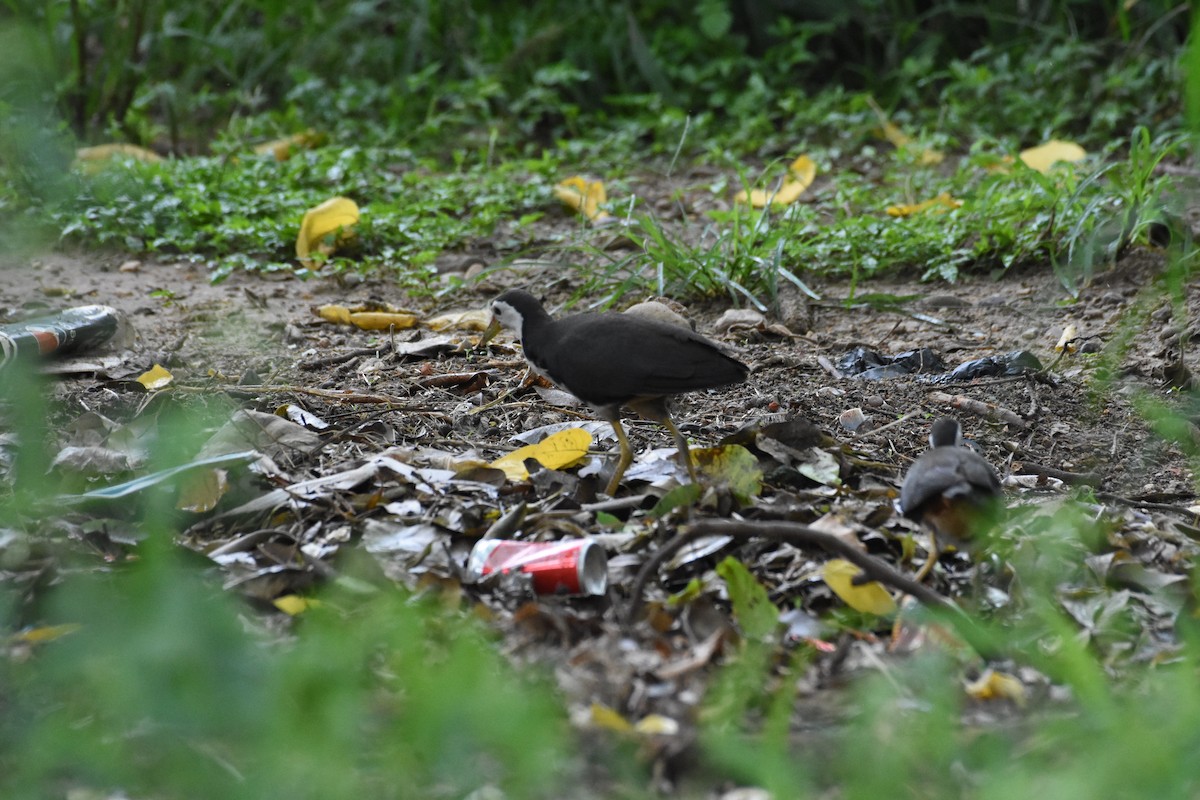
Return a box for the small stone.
[118,259,141,273]
[865,395,887,408]
[625,300,691,329]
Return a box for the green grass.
[0,2,1189,298]
[29,109,1187,304]
[1,540,571,799]
[52,146,564,287]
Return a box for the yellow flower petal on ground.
[886,192,963,217]
[136,363,174,391]
[296,196,359,265]
[489,428,594,481]
[822,558,897,615]
[554,176,613,223]
[1019,140,1087,173]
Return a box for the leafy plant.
[1,530,570,799]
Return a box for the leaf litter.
[2,224,1199,792]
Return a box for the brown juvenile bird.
[900,417,1003,578]
[481,289,748,496]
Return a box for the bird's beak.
[479,316,502,347]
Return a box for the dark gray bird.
[481,289,748,495]
[901,417,1003,574]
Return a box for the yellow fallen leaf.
[692,444,763,501]
[12,623,82,644]
[880,118,910,148]
[176,467,229,513]
[917,148,946,166]
[964,668,1027,705]
[886,192,963,217]
[867,98,898,143]
[314,304,353,324]
[137,363,174,391]
[734,154,817,208]
[822,559,897,615]
[865,95,911,147]
[489,428,593,481]
[985,154,1017,174]
[253,129,324,161]
[345,311,419,331]
[1055,324,1078,354]
[1019,140,1086,173]
[554,176,613,223]
[589,702,634,733]
[273,595,321,616]
[633,714,680,736]
[426,308,492,332]
[75,143,162,173]
[865,97,943,165]
[296,196,359,266]
[734,183,802,208]
[787,154,817,187]
[312,305,418,330]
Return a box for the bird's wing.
[546,317,745,403]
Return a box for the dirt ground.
[3,239,1198,792]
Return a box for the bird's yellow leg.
[661,416,698,483]
[912,537,940,583]
[605,418,634,496]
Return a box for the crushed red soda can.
[468,539,607,596]
[0,305,123,369]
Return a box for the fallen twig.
[179,383,449,414]
[1015,462,1102,488]
[851,409,922,440]
[816,355,844,380]
[299,346,386,369]
[927,391,1026,429]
